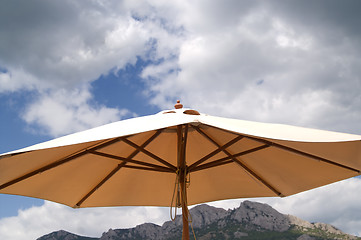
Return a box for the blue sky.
[1,0,361,239]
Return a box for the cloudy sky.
[1,0,361,239]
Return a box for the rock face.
[37,201,360,240]
[100,223,163,240]
[38,230,97,240]
[186,204,228,228]
[162,204,228,229]
[230,200,291,232]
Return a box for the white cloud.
[273,19,313,50]
[22,88,134,137]
[0,68,41,93]
[0,201,169,240]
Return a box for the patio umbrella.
[1,101,361,240]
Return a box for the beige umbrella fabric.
[1,102,361,239]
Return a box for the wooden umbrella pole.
[177,124,190,240]
[180,169,190,240]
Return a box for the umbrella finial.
[174,100,183,109]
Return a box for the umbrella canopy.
[1,101,361,239]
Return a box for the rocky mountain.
[38,201,359,240]
[36,230,97,240]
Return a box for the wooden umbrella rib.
[121,138,177,171]
[122,165,174,172]
[0,150,86,190]
[75,163,172,208]
[190,159,234,172]
[0,137,123,191]
[74,129,164,207]
[232,156,283,197]
[75,162,126,207]
[188,135,244,171]
[213,145,283,196]
[90,151,174,173]
[126,129,164,159]
[243,135,360,173]
[190,145,269,172]
[214,145,270,162]
[192,126,283,197]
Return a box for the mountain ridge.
[38,201,359,240]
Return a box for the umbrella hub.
[158,100,201,115]
[174,100,183,109]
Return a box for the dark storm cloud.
[0,1,78,63]
[267,0,361,40]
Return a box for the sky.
[1,0,361,239]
